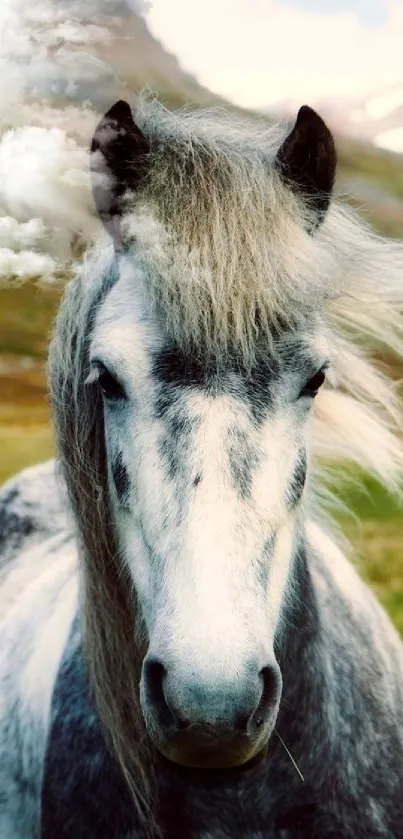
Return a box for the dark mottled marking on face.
[279,336,317,371]
[152,347,276,431]
[193,473,202,488]
[153,346,208,390]
[111,451,130,504]
[159,434,179,481]
[227,426,260,499]
[152,336,322,430]
[241,356,279,424]
[258,534,275,589]
[154,389,180,420]
[152,343,293,426]
[158,410,196,481]
[286,450,307,508]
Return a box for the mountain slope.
[94,14,217,108]
[41,12,218,112]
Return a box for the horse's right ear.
[275,105,336,230]
[90,100,150,241]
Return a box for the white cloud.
[0,217,47,249]
[0,248,57,282]
[147,0,403,109]
[0,0,153,284]
[0,123,100,285]
[365,86,403,120]
[0,0,119,103]
[374,127,403,154]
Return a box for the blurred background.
[1,0,402,631]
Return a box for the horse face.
[88,258,329,768]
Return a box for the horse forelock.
[119,98,339,364]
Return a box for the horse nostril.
[249,664,281,732]
[144,657,196,730]
[143,657,174,727]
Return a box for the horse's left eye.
[98,366,126,401]
[299,368,326,399]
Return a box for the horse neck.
[275,531,326,718]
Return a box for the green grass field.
[0,284,56,484]
[334,473,403,635]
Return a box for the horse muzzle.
[140,654,282,768]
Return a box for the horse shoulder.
[304,520,403,836]
[0,459,71,569]
[0,462,78,839]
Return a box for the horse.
[1,95,403,839]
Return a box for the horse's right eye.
[98,366,126,401]
[299,366,327,399]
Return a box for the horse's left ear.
[90,99,150,241]
[275,105,336,229]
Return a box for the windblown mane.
[49,96,403,836]
[121,99,336,360]
[120,98,403,495]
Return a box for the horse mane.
[48,96,403,835]
[49,244,161,837]
[121,96,403,495]
[120,97,336,361]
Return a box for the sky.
[276,0,388,27]
[147,0,403,109]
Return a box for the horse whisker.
[274,728,305,783]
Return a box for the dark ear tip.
[297,104,317,119]
[104,99,134,125]
[295,105,330,133]
[90,99,137,154]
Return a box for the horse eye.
[98,366,126,401]
[300,367,326,399]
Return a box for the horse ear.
[275,105,336,229]
[90,99,150,241]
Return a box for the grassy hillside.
[337,137,403,238]
[336,472,403,635]
[0,283,58,486]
